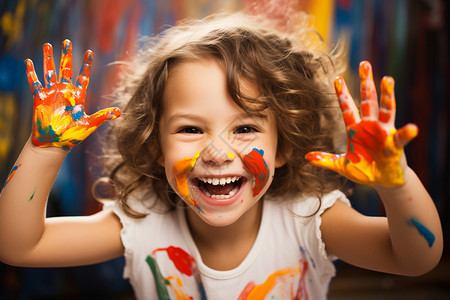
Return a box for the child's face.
[159,58,283,227]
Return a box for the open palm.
[306,61,417,187]
[25,39,121,150]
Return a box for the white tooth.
[226,177,231,184]
[205,190,211,197]
[212,178,219,185]
[208,178,213,184]
[219,178,226,185]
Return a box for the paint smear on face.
[408,218,435,247]
[243,148,270,196]
[3,164,21,188]
[173,152,202,212]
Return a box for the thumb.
[87,107,121,128]
[305,151,343,172]
[394,123,418,147]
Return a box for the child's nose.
[201,140,235,166]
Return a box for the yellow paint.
[64,89,77,106]
[308,132,405,187]
[228,152,235,159]
[173,152,202,210]
[165,276,192,300]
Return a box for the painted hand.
[25,39,121,150]
[306,61,418,187]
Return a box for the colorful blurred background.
[1,0,449,299]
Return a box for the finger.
[59,39,73,83]
[25,59,43,98]
[379,76,396,126]
[334,76,361,126]
[394,123,418,146]
[87,107,121,128]
[43,43,57,88]
[359,61,378,120]
[305,151,344,172]
[75,50,93,90]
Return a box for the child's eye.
[177,127,203,134]
[234,126,258,134]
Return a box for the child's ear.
[275,146,293,168]
[157,155,165,167]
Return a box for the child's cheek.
[242,148,270,196]
[172,152,203,212]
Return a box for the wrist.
[26,137,69,158]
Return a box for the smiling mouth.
[193,176,245,199]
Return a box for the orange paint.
[173,152,202,211]
[26,40,121,150]
[306,61,416,187]
[238,267,300,299]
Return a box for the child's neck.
[186,201,263,271]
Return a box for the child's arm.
[307,61,443,276]
[0,40,123,267]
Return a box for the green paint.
[350,143,355,154]
[349,128,357,140]
[29,189,36,201]
[145,255,171,299]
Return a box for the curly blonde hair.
[97,12,349,218]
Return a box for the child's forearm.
[0,138,67,264]
[375,167,443,275]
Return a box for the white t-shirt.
[104,190,350,299]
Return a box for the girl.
[0,12,442,299]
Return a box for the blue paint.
[63,41,71,54]
[31,81,42,97]
[36,119,59,143]
[252,148,268,168]
[408,218,435,247]
[350,143,354,154]
[46,70,55,88]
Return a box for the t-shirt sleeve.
[102,200,134,279]
[292,190,351,281]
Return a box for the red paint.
[152,246,196,276]
[242,149,270,196]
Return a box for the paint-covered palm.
[306,61,417,187]
[25,39,121,150]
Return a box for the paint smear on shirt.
[408,218,435,247]
[173,152,202,212]
[238,267,301,299]
[242,148,270,196]
[150,246,206,300]
[145,255,171,299]
[152,246,196,276]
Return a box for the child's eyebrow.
[167,113,206,123]
[167,112,268,123]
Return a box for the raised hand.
[25,39,121,150]
[306,61,418,187]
